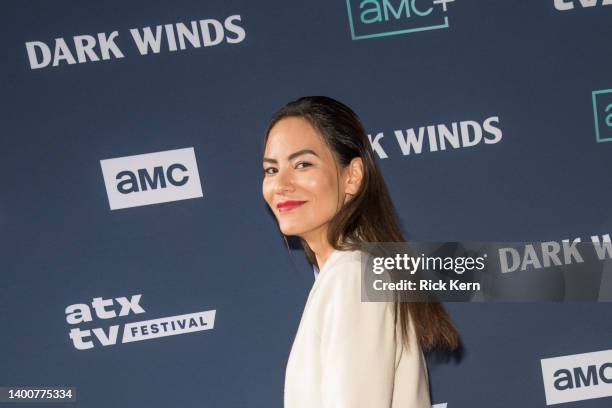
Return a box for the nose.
[274,167,294,195]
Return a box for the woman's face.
[262,116,348,239]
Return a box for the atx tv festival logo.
[554,0,612,11]
[541,349,612,405]
[592,88,612,143]
[345,0,455,40]
[65,293,216,350]
[100,147,203,210]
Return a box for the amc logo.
[541,349,612,405]
[593,88,612,143]
[345,0,455,40]
[100,147,203,210]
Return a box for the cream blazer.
[284,249,431,408]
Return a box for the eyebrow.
[263,149,318,164]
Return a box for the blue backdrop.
[1,1,612,407]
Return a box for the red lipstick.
[277,200,306,213]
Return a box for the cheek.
[262,179,273,206]
[300,172,338,208]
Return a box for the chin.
[278,221,310,237]
[279,225,305,237]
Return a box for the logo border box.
[592,88,612,143]
[345,0,450,40]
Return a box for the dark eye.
[296,162,312,169]
[263,167,277,175]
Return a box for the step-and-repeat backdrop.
[2,1,612,407]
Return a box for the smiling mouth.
[277,200,306,213]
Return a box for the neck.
[302,226,335,271]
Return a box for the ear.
[344,157,364,196]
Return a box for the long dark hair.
[263,96,460,352]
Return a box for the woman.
[261,96,460,407]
